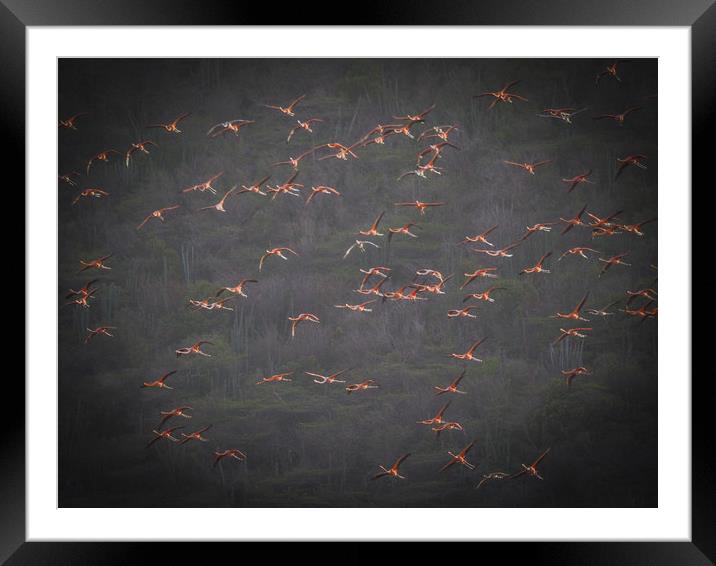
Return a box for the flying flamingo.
[213,449,246,466]
[264,94,306,117]
[389,122,422,140]
[615,154,647,180]
[553,327,592,345]
[175,340,213,358]
[586,301,629,316]
[58,172,81,186]
[393,201,446,215]
[463,286,505,304]
[317,142,361,161]
[562,170,594,193]
[476,471,511,489]
[461,267,498,290]
[621,301,658,322]
[272,148,316,170]
[384,284,413,299]
[137,205,181,230]
[359,266,391,288]
[562,367,591,387]
[256,372,293,384]
[394,104,436,124]
[259,247,298,271]
[306,185,341,205]
[585,300,620,317]
[147,112,190,133]
[65,291,96,309]
[179,425,212,445]
[65,279,98,302]
[458,225,498,247]
[146,426,184,448]
[267,171,303,200]
[472,242,520,258]
[474,80,528,108]
[216,279,257,298]
[537,107,587,123]
[198,187,237,212]
[355,277,390,297]
[346,379,379,394]
[182,172,224,194]
[598,253,631,277]
[335,300,376,312]
[288,313,320,337]
[415,268,447,282]
[417,141,458,163]
[447,306,479,319]
[418,401,452,426]
[419,275,453,295]
[587,210,622,229]
[520,222,558,241]
[157,406,193,429]
[343,240,380,259]
[72,188,109,206]
[558,247,601,261]
[596,60,627,84]
[187,297,234,312]
[592,225,622,239]
[78,254,112,273]
[125,140,158,167]
[626,288,658,303]
[238,175,271,196]
[440,441,477,472]
[400,287,428,302]
[141,370,177,390]
[450,337,487,362]
[619,218,657,236]
[59,112,88,130]
[432,422,464,437]
[509,448,551,480]
[287,118,323,142]
[418,124,458,143]
[305,369,350,384]
[503,159,552,175]
[388,223,420,242]
[519,252,552,275]
[359,212,386,237]
[560,204,589,235]
[396,163,435,181]
[397,154,443,180]
[206,119,254,138]
[593,107,641,125]
[65,289,97,308]
[434,370,467,395]
[371,453,410,480]
[357,123,402,147]
[86,149,122,174]
[553,292,590,321]
[84,326,115,343]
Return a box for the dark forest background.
[58,58,657,508]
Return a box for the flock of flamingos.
[60,59,656,490]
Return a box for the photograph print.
[58,57,658,508]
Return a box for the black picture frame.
[5,1,706,562]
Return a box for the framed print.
[6,0,707,562]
